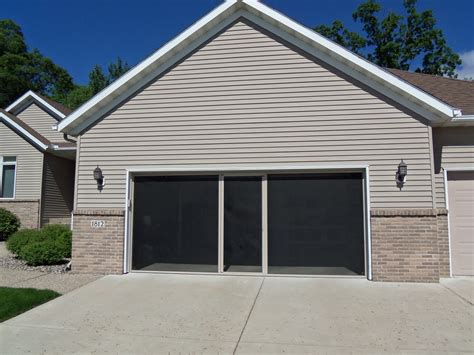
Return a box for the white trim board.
[123,164,372,279]
[0,112,48,151]
[6,90,66,120]
[126,163,369,174]
[59,0,458,135]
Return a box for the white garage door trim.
[443,166,474,277]
[123,164,372,280]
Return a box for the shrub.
[19,240,65,266]
[0,208,21,240]
[39,224,72,258]
[6,229,42,255]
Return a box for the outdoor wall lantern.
[93,166,105,191]
[396,159,408,189]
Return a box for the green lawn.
[0,287,60,322]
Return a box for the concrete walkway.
[0,274,472,354]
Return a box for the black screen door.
[132,175,219,272]
[224,176,262,272]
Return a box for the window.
[0,156,16,198]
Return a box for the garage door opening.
[129,171,366,276]
[132,175,219,272]
[268,173,365,276]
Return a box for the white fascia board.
[6,90,66,120]
[0,112,48,151]
[243,0,457,120]
[443,115,474,126]
[59,0,458,135]
[58,0,239,135]
[51,145,76,151]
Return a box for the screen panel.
[132,175,219,272]
[224,176,262,272]
[268,173,365,275]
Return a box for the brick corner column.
[436,208,450,278]
[72,210,125,274]
[371,209,440,283]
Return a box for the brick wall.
[72,210,124,274]
[371,209,449,282]
[436,210,450,278]
[0,200,40,229]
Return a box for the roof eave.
[6,90,66,120]
[0,112,49,151]
[58,0,458,135]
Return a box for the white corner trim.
[6,90,66,119]
[0,112,48,151]
[365,166,372,281]
[58,0,457,135]
[123,169,131,274]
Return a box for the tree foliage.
[0,19,74,107]
[0,19,131,110]
[56,57,131,109]
[314,0,461,77]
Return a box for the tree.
[0,20,74,107]
[314,0,461,77]
[57,57,131,109]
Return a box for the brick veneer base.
[72,210,124,274]
[371,209,449,283]
[71,208,450,281]
[0,200,40,229]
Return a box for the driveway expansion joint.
[233,277,265,354]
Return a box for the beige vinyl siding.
[76,20,433,210]
[41,153,75,225]
[433,127,474,207]
[0,122,43,199]
[16,103,63,142]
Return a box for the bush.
[0,208,21,240]
[6,224,72,266]
[39,224,72,258]
[6,229,42,255]
[19,240,65,266]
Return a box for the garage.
[447,171,474,276]
[130,171,366,276]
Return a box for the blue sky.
[2,0,473,84]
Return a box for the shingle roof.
[0,109,76,149]
[388,69,474,115]
[0,109,50,145]
[34,92,72,117]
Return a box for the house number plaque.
[90,220,105,228]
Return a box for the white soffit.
[58,0,458,135]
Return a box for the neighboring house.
[0,91,76,229]
[58,0,473,282]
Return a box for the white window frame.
[0,156,17,200]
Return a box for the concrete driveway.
[0,274,472,354]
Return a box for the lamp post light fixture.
[93,166,105,190]
[396,159,408,189]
